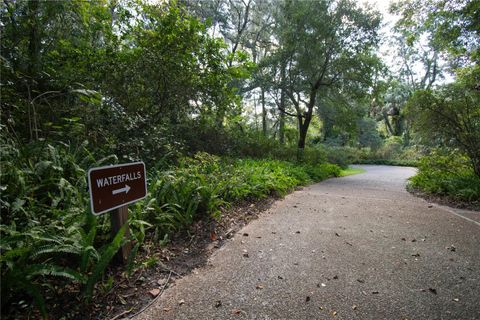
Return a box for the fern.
[79,223,98,273]
[31,244,82,258]
[83,225,126,302]
[25,263,87,283]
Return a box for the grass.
[340,167,366,177]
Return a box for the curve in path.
[136,165,480,320]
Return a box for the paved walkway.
[136,165,480,320]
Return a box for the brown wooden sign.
[88,162,147,215]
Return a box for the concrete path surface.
[135,165,480,320]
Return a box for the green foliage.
[0,139,129,317]
[319,143,422,168]
[83,225,126,303]
[409,151,480,202]
[1,132,341,318]
[405,81,480,176]
[143,152,341,238]
[0,0,249,166]
[260,0,382,151]
[357,118,383,150]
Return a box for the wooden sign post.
[88,162,147,264]
[111,205,132,263]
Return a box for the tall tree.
[390,0,445,90]
[266,0,381,154]
[394,0,480,176]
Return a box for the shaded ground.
[85,197,277,320]
[408,187,480,212]
[134,165,480,320]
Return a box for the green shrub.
[409,150,480,202]
[317,143,423,167]
[1,138,341,318]
[0,140,144,318]
[143,154,341,238]
[322,146,357,168]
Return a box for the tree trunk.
[295,85,316,161]
[383,111,394,136]
[27,0,41,141]
[279,107,285,144]
[261,87,267,137]
[298,122,307,149]
[297,112,312,161]
[279,64,286,144]
[253,93,258,131]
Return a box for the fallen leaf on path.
[428,288,437,295]
[215,300,222,308]
[412,253,420,257]
[412,239,417,242]
[321,283,326,287]
[278,276,284,280]
[295,231,301,234]
[401,238,406,241]
[210,231,217,241]
[352,305,358,310]
[242,250,249,258]
[372,291,379,294]
[256,284,264,289]
[453,298,459,302]
[231,308,242,315]
[335,232,340,237]
[333,275,338,280]
[243,233,249,237]
[332,311,338,316]
[178,299,185,305]
[305,296,310,302]
[357,279,365,283]
[345,242,352,246]
[149,288,160,297]
[163,307,171,312]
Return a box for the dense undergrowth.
[408,150,480,204]
[0,140,340,318]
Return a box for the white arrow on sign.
[112,184,131,195]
